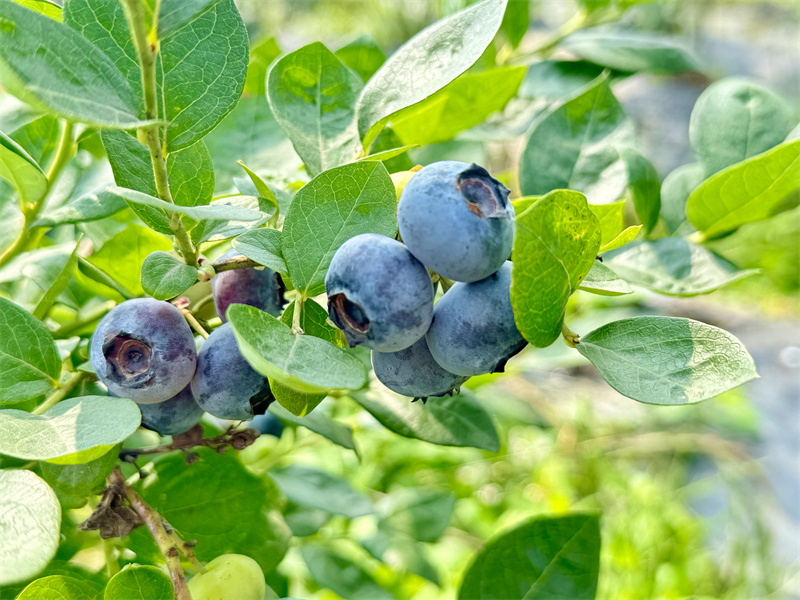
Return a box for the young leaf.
[607,238,758,297]
[231,229,287,275]
[238,161,280,216]
[0,470,61,586]
[268,402,356,451]
[0,297,61,405]
[0,0,141,128]
[8,113,60,166]
[31,190,127,228]
[390,67,526,147]
[519,74,634,201]
[600,225,641,253]
[39,446,119,509]
[576,316,758,404]
[660,162,704,235]
[16,576,101,600]
[108,186,262,222]
[459,514,601,600]
[32,238,81,319]
[685,139,800,238]
[588,201,624,244]
[140,251,198,300]
[281,160,395,297]
[270,465,373,518]
[244,37,282,96]
[560,27,699,74]
[356,0,508,149]
[578,261,633,296]
[12,0,61,21]
[511,190,601,347]
[267,42,363,177]
[104,566,172,600]
[620,147,660,232]
[301,545,394,600]
[0,395,141,464]
[0,130,47,205]
[227,304,368,395]
[335,35,386,83]
[689,78,795,176]
[350,388,500,452]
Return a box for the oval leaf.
[140,251,198,301]
[302,545,393,600]
[32,190,127,228]
[356,0,508,148]
[227,304,367,394]
[17,575,100,600]
[0,470,61,585]
[270,465,372,518]
[104,566,173,600]
[0,297,61,405]
[511,190,601,348]
[459,514,601,600]
[576,316,758,405]
[0,396,141,464]
[232,229,287,276]
[108,186,262,222]
[578,261,633,296]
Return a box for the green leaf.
[0,190,24,256]
[600,225,640,253]
[378,488,454,543]
[560,27,699,74]
[588,201,625,246]
[660,162,704,235]
[0,130,47,204]
[0,0,141,127]
[335,35,386,83]
[140,252,197,300]
[511,190,601,347]
[32,238,81,320]
[518,60,606,101]
[268,402,356,451]
[458,514,601,600]
[228,304,368,395]
[577,316,758,405]
[104,566,173,600]
[267,299,340,416]
[109,186,261,222]
[501,0,529,48]
[351,388,499,452]
[267,42,363,177]
[231,229,287,276]
[620,147,660,232]
[16,576,100,600]
[281,161,396,296]
[39,446,119,509]
[689,78,795,176]
[8,114,60,166]
[302,545,394,600]
[86,224,172,297]
[578,261,633,296]
[357,145,418,164]
[685,139,800,238]
[32,190,127,228]
[519,74,634,201]
[607,238,758,297]
[0,396,141,464]
[12,0,61,20]
[238,162,280,217]
[0,298,60,405]
[102,131,216,234]
[244,37,282,96]
[356,0,508,149]
[270,464,372,518]
[0,470,61,586]
[190,195,276,246]
[390,67,525,147]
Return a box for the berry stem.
[561,322,580,348]
[210,255,262,273]
[32,370,93,415]
[120,0,198,268]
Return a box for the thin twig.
[53,300,116,338]
[119,424,260,462]
[211,256,262,273]
[33,371,93,415]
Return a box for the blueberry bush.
[0,0,796,599]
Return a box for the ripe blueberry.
[325,233,434,352]
[426,261,526,376]
[212,249,285,322]
[137,385,204,436]
[397,161,514,282]
[372,337,469,401]
[90,298,197,404]
[191,323,274,420]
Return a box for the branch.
[119,424,260,463]
[120,0,198,267]
[33,371,93,415]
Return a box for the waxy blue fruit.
[213,249,285,322]
[137,385,204,436]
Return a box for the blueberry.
[426,261,526,376]
[397,161,514,282]
[249,413,284,438]
[212,249,285,322]
[372,337,469,400]
[325,233,434,352]
[136,385,204,436]
[191,323,274,420]
[90,298,197,404]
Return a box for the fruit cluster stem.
[107,467,195,600]
[120,0,198,268]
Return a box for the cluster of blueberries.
[90,160,525,436]
[90,247,286,437]
[326,160,526,400]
